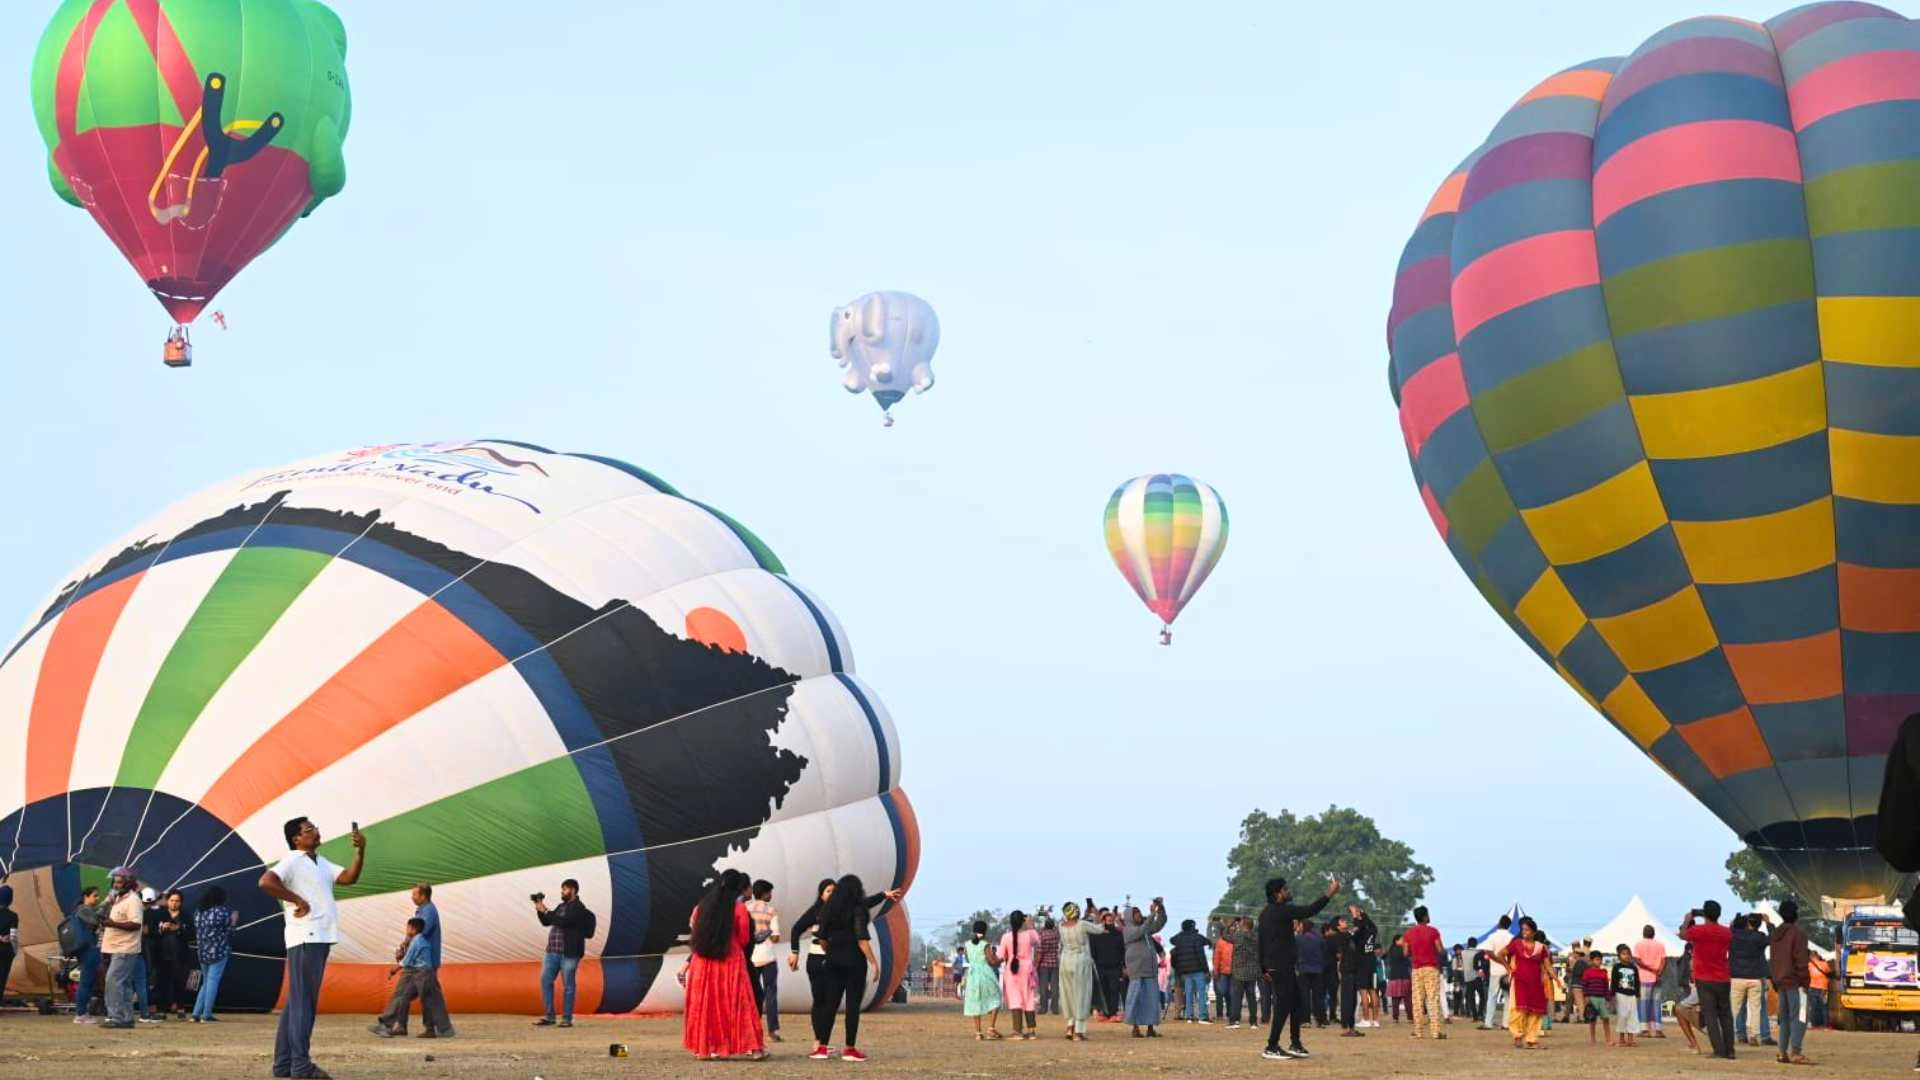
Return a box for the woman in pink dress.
[1496,917,1556,1049]
[683,869,768,1061]
[999,910,1042,1039]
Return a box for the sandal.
[986,1030,1004,1040]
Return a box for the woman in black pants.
[812,874,880,1062]
[788,877,901,1058]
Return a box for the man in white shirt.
[1480,916,1514,1030]
[259,816,365,1080]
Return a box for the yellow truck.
[1831,904,1920,1032]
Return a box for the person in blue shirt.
[409,883,454,1037]
[369,915,452,1038]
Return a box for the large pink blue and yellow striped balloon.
[1387,2,1920,902]
[1104,474,1228,643]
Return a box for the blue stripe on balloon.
[1556,526,1694,619]
[1717,768,1802,830]
[1834,498,1920,568]
[1559,625,1631,700]
[1480,95,1605,152]
[1753,697,1850,761]
[1389,307,1455,379]
[1594,71,1792,165]
[1612,300,1817,394]
[1492,400,1644,509]
[1476,518,1551,609]
[1648,730,1756,831]
[1457,286,1613,393]
[836,674,890,796]
[1648,432,1831,522]
[1775,15,1920,81]
[1452,179,1594,268]
[779,580,844,674]
[1415,411,1490,504]
[1797,100,1920,181]
[1841,629,1920,694]
[1596,180,1808,276]
[1635,647,1747,725]
[1697,566,1840,645]
[1813,229,1920,294]
[1825,362,1920,435]
[1396,213,1454,272]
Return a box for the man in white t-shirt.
[259,817,365,1079]
[1480,917,1514,1030]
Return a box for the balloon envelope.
[0,441,917,1013]
[1104,474,1228,633]
[830,291,939,420]
[30,0,352,323]
[1387,2,1920,901]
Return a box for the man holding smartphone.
[259,817,365,1080]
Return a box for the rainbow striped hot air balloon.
[0,442,918,1013]
[1387,2,1920,902]
[1104,474,1229,644]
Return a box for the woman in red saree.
[1495,917,1556,1049]
[683,869,768,1061]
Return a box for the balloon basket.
[1158,628,1172,646]
[882,413,895,428]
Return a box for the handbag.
[187,969,203,992]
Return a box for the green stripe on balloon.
[1805,162,1920,236]
[1473,340,1623,454]
[72,3,188,132]
[325,755,603,899]
[115,547,331,790]
[1442,461,1517,558]
[1601,238,1813,337]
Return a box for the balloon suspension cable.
[1159,627,1172,646]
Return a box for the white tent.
[1586,895,1684,956]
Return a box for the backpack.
[580,906,598,940]
[58,912,91,957]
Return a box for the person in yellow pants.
[1403,907,1447,1040]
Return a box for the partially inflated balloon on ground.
[0,442,917,1012]
[1387,2,1920,902]
[30,0,351,324]
[1104,474,1228,644]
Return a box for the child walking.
[1611,945,1641,1047]
[962,920,1004,1039]
[369,918,448,1037]
[1581,949,1613,1046]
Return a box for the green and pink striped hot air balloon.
[1104,474,1229,644]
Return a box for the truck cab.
[1832,903,1919,1031]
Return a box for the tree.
[1216,806,1433,926]
[1725,848,1836,949]
[950,908,1006,950]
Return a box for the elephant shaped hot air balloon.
[30,0,351,336]
[0,442,918,1012]
[1387,2,1920,903]
[1104,474,1228,644]
[831,291,939,426]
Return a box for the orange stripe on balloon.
[27,573,144,803]
[1591,120,1802,224]
[889,788,921,894]
[200,601,506,826]
[1420,172,1467,223]
[1676,706,1774,779]
[1721,629,1842,705]
[871,902,912,1011]
[685,606,747,654]
[1450,230,1600,338]
[310,959,609,1015]
[1838,562,1920,632]
[1517,68,1613,106]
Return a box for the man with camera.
[533,880,596,1028]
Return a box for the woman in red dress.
[1496,917,1556,1049]
[683,869,768,1061]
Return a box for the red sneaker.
[809,1045,835,1060]
[841,1048,868,1062]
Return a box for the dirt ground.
[0,1002,1911,1079]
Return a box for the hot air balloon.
[1386,2,1920,903]
[1104,474,1228,644]
[830,292,938,427]
[30,0,351,360]
[0,442,918,1013]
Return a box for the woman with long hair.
[190,886,238,1022]
[962,918,1004,1039]
[812,874,880,1062]
[1490,917,1556,1049]
[999,910,1041,1039]
[683,869,767,1061]
[789,877,903,1054]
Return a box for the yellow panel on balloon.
[1818,297,1920,367]
[1601,677,1670,750]
[1830,429,1920,504]
[1591,586,1718,673]
[1670,497,1835,585]
[1515,570,1586,656]
[1628,362,1826,460]
[1519,461,1667,565]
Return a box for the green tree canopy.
[1217,806,1433,926]
[1725,848,1836,949]
[950,908,1007,950]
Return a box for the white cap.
[140,887,157,903]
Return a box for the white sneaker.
[1228,1023,1242,1029]
[1260,1048,1291,1060]
[1199,1019,1213,1025]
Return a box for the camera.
[531,892,546,903]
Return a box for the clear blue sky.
[0,1,1799,939]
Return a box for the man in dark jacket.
[1295,918,1328,1029]
[1728,914,1771,1046]
[1227,917,1259,1028]
[1168,919,1213,1023]
[1089,908,1127,1020]
[533,880,595,1027]
[1257,876,1340,1060]
[1348,904,1382,1028]
[1767,903,1812,1065]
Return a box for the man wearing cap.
[259,817,366,1080]
[97,868,146,1029]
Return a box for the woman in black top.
[812,875,881,1062]
[0,885,17,1003]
